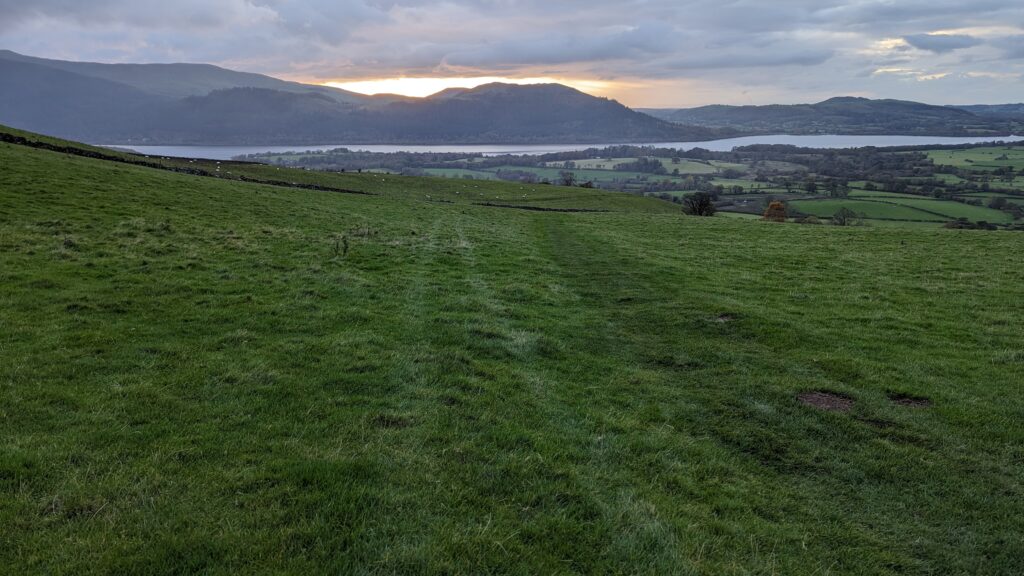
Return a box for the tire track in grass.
[520,214,702,571]
[441,216,619,571]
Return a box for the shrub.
[763,201,787,222]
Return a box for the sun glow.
[324,76,612,98]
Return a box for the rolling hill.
[0,50,720,145]
[2,125,1024,574]
[642,96,1023,136]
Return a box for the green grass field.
[655,158,719,173]
[958,192,1024,201]
[788,199,950,222]
[792,195,1013,224]
[544,158,742,176]
[931,173,967,185]
[490,165,685,185]
[927,146,1024,171]
[422,168,498,180]
[988,177,1024,191]
[543,157,637,170]
[885,198,1014,223]
[3,129,1024,574]
[715,211,761,219]
[710,178,786,193]
[849,189,931,200]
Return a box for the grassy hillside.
[790,194,1014,224]
[928,146,1024,171]
[2,132,1023,574]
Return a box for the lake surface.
[109,134,1024,161]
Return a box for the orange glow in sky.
[324,76,613,98]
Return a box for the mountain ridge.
[641,97,1022,136]
[0,49,371,104]
[0,50,724,145]
[4,49,1021,145]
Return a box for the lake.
[110,134,1024,161]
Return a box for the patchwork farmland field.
[246,140,1024,229]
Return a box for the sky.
[1,0,1023,107]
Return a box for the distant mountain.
[0,49,371,104]
[952,104,1024,120]
[0,59,159,142]
[365,83,712,144]
[0,50,722,145]
[641,97,1023,136]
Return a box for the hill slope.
[1,128,1023,574]
[0,59,162,142]
[642,97,1022,136]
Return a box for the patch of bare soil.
[798,391,855,412]
[888,392,933,408]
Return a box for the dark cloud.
[0,0,1021,105]
[904,33,982,53]
[0,0,245,30]
[443,22,676,68]
[661,49,836,71]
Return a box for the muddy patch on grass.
[888,392,933,408]
[440,396,461,407]
[798,391,855,412]
[372,414,414,429]
[859,417,897,429]
[714,313,736,323]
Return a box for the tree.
[828,179,849,198]
[831,207,863,226]
[559,171,577,187]
[763,201,787,222]
[682,193,716,216]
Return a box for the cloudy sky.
[1,0,1023,107]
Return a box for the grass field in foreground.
[2,135,1024,574]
